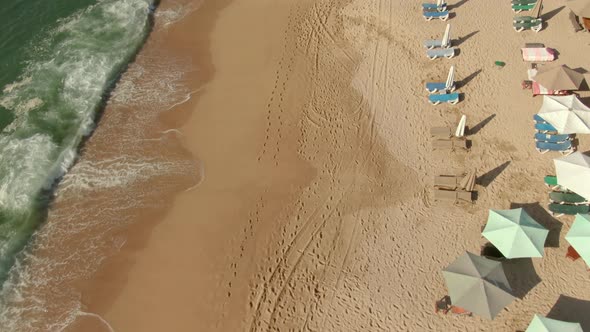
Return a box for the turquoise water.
[0,0,155,284]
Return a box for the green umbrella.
[565,214,590,266]
[442,252,515,320]
[482,208,549,258]
[526,314,583,332]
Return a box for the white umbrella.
[441,24,451,48]
[455,114,466,137]
[538,95,590,134]
[554,152,590,199]
[445,65,455,91]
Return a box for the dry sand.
[81,0,590,331]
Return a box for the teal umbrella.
[526,314,583,332]
[442,252,515,319]
[565,214,590,266]
[482,208,549,258]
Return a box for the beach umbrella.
[445,65,454,90]
[554,152,590,199]
[533,65,586,91]
[566,0,590,17]
[565,214,590,266]
[530,0,544,19]
[538,95,590,134]
[442,252,515,320]
[482,208,549,258]
[526,314,583,332]
[442,24,451,48]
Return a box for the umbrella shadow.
[467,113,496,136]
[476,161,510,187]
[546,295,590,330]
[457,69,482,89]
[448,0,469,10]
[509,202,562,248]
[580,96,590,106]
[454,30,479,47]
[541,6,565,23]
[502,258,541,299]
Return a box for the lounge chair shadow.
[448,12,457,20]
[546,295,590,330]
[541,6,565,22]
[448,0,469,10]
[476,161,510,187]
[457,69,482,89]
[503,258,541,299]
[454,30,479,47]
[467,113,496,136]
[509,202,562,248]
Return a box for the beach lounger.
[426,48,455,60]
[521,48,555,62]
[423,10,449,21]
[543,175,568,191]
[428,92,460,105]
[422,0,447,12]
[434,188,473,204]
[549,191,589,205]
[533,114,547,123]
[426,82,456,93]
[430,126,452,138]
[513,20,543,32]
[548,202,590,217]
[512,3,536,12]
[424,24,451,49]
[534,133,572,143]
[534,122,558,134]
[566,245,581,261]
[535,141,574,155]
[512,0,536,5]
[432,138,469,151]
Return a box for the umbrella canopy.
[566,0,590,17]
[445,65,454,90]
[526,314,583,332]
[442,252,515,319]
[565,214,590,266]
[441,24,451,47]
[533,65,586,90]
[482,208,549,258]
[554,152,590,199]
[538,95,590,134]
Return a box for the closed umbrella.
[526,314,583,332]
[482,208,549,258]
[533,65,585,91]
[530,0,544,19]
[442,252,515,320]
[538,95,590,134]
[566,0,590,17]
[565,213,590,266]
[554,152,590,199]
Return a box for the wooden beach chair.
[432,138,469,151]
[434,188,473,204]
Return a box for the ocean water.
[0,0,201,329]
[0,0,154,280]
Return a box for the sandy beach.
[69,0,590,331]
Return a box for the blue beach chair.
[426,48,455,60]
[535,141,574,155]
[428,93,460,105]
[533,114,547,123]
[426,82,456,93]
[534,132,572,143]
[422,1,447,12]
[423,10,449,21]
[534,122,557,133]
